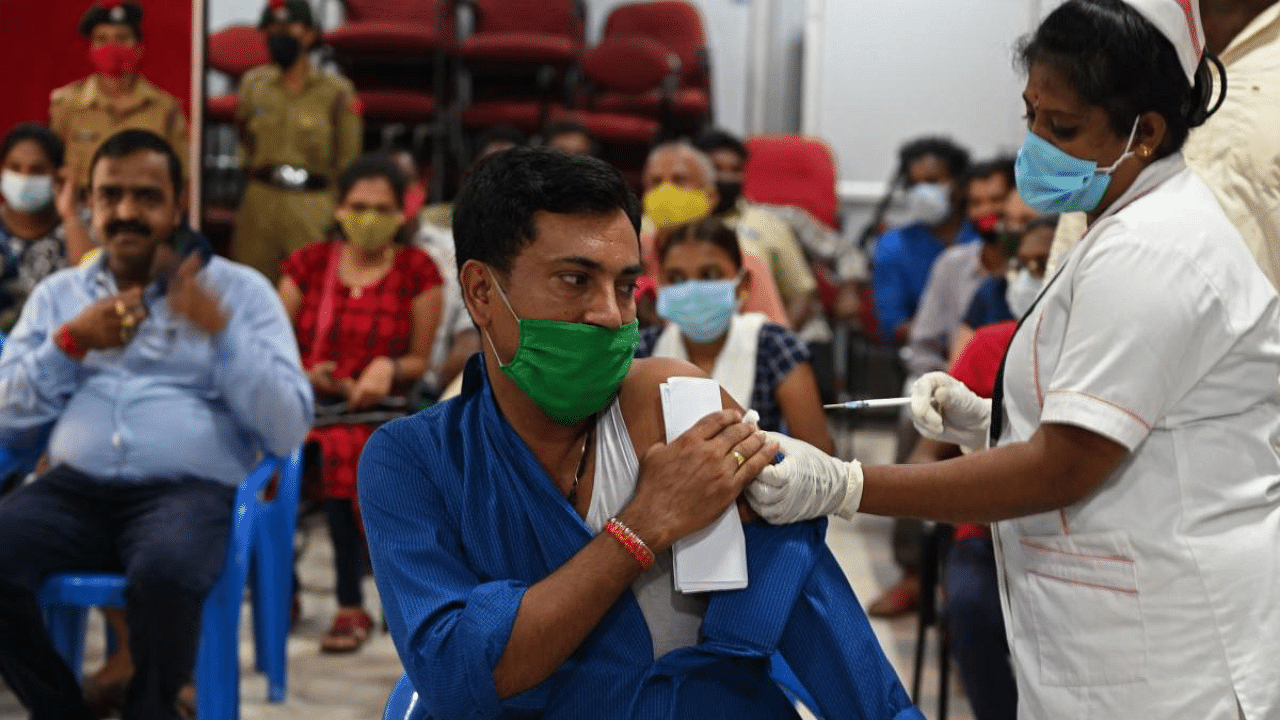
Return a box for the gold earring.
[1137,145,1153,159]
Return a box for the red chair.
[324,0,454,59]
[544,36,676,189]
[742,135,840,230]
[457,0,584,69]
[206,25,270,123]
[456,0,586,143]
[594,1,712,134]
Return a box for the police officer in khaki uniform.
[50,1,187,193]
[233,0,363,283]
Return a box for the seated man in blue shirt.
[359,147,922,720]
[871,137,978,346]
[0,129,313,720]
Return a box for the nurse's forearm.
[859,422,1127,524]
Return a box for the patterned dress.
[281,241,442,499]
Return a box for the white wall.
[806,0,1043,194]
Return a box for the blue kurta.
[360,357,923,720]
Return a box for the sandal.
[867,572,920,618]
[320,610,373,654]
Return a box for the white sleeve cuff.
[1040,389,1150,451]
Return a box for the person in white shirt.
[743,1,1280,718]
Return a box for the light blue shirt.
[0,252,314,485]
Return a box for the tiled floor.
[1,422,974,720]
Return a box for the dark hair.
[454,146,642,276]
[1023,214,1061,236]
[857,136,971,248]
[1002,214,1060,258]
[89,129,183,196]
[1018,0,1221,157]
[79,1,144,40]
[658,218,743,270]
[2,124,64,169]
[693,129,748,162]
[965,157,1015,190]
[337,154,408,209]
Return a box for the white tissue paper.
[659,376,749,593]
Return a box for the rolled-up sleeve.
[360,426,527,720]
[0,282,82,449]
[211,266,313,456]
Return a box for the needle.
[823,397,913,411]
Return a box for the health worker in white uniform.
[740,1,1280,718]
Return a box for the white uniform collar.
[1092,152,1187,226]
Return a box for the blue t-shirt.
[963,276,1015,329]
[871,221,980,340]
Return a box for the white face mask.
[1,170,55,213]
[1005,268,1044,319]
[903,182,951,226]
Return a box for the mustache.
[106,219,152,237]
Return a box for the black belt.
[250,165,330,191]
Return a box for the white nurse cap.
[1121,0,1205,82]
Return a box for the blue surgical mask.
[1014,118,1139,214]
[657,276,740,342]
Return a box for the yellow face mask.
[339,209,402,254]
[643,182,714,229]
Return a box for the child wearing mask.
[636,218,833,453]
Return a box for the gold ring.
[120,313,136,329]
[115,299,127,317]
[732,450,745,468]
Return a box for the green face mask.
[485,269,638,426]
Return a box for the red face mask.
[89,43,142,77]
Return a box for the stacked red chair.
[594,1,712,136]
[458,0,586,136]
[206,25,270,124]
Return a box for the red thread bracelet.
[605,517,655,571]
[57,324,87,361]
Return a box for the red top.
[950,321,1018,400]
[281,241,442,382]
[949,320,1018,541]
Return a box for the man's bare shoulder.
[616,357,740,452]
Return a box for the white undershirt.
[584,398,707,659]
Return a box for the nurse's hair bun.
[1184,54,1227,129]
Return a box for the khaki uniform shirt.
[1049,4,1280,287]
[723,200,818,302]
[237,64,362,179]
[49,75,187,189]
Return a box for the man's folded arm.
[359,427,528,720]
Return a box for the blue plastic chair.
[250,449,304,702]
[382,673,427,720]
[35,449,303,720]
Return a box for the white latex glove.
[910,371,992,451]
[747,432,864,524]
